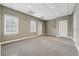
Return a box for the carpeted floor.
[1,36,79,56]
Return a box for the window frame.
[4,14,19,35]
[30,20,36,32]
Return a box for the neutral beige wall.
[73,4,79,50]
[42,21,46,34]
[1,5,45,42]
[68,15,73,37]
[0,5,1,42]
[46,15,73,38]
[46,20,56,35]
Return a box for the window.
[4,14,19,35]
[30,20,36,32]
[38,22,42,35]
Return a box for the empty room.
[0,3,79,56]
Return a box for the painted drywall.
[46,15,73,38]
[73,4,79,51]
[1,5,45,42]
[46,20,56,35]
[0,5,1,42]
[68,15,73,37]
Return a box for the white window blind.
[30,20,36,32]
[4,14,19,35]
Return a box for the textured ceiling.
[1,3,75,20]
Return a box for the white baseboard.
[75,42,79,52]
[56,35,73,39]
[45,33,56,36]
[73,39,79,52]
[1,35,39,45]
[46,33,73,39]
[38,33,46,35]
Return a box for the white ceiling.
[1,3,75,20]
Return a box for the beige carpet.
[1,36,79,56]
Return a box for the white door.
[38,22,42,35]
[59,20,68,37]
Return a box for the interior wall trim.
[1,35,40,45]
[56,35,73,39]
[46,33,73,39]
[45,33,56,36]
[73,39,79,52]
